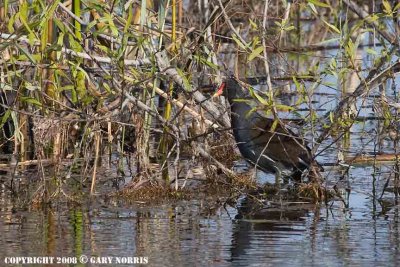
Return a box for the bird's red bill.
[214,82,226,97]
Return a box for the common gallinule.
[215,76,322,182]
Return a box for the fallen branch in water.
[345,153,400,164]
[0,158,68,169]
[196,146,236,177]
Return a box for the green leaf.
[176,68,191,91]
[15,44,37,64]
[329,58,337,69]
[24,82,40,91]
[251,36,260,49]
[382,0,392,15]
[7,13,16,33]
[193,55,218,70]
[270,119,279,132]
[367,14,379,23]
[275,104,295,111]
[308,3,318,14]
[284,25,295,31]
[231,34,247,50]
[233,98,252,104]
[248,46,264,62]
[0,110,11,129]
[322,19,340,34]
[245,107,258,118]
[315,37,340,45]
[249,18,258,30]
[308,0,330,8]
[53,18,67,34]
[103,83,112,94]
[293,76,301,89]
[20,97,42,107]
[253,91,269,106]
[366,48,378,55]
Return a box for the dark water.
[1,162,399,267]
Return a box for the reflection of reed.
[46,209,56,256]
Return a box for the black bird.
[215,76,322,182]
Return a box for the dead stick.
[147,82,219,128]
[90,131,101,195]
[196,146,236,177]
[0,159,56,168]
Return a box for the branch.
[314,58,400,154]
[155,50,231,128]
[0,33,152,66]
[343,0,398,44]
[216,0,247,47]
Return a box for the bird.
[214,76,323,182]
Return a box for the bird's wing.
[245,115,313,168]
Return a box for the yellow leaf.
[231,34,247,50]
[382,0,392,15]
[270,119,279,132]
[322,19,341,34]
[248,46,264,62]
[308,0,330,8]
[253,91,269,106]
[275,104,295,111]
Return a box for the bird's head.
[213,76,248,102]
[213,75,242,98]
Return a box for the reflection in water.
[230,195,319,266]
[1,167,400,266]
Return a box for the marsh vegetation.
[0,0,400,207]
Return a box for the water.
[1,94,400,266]
[1,163,399,267]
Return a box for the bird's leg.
[274,168,282,186]
[252,168,258,181]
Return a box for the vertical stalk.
[171,0,176,51]
[0,1,6,30]
[73,0,82,41]
[137,0,154,177]
[178,0,183,25]
[90,130,101,195]
[160,0,177,184]
[394,139,399,199]
[261,0,278,118]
